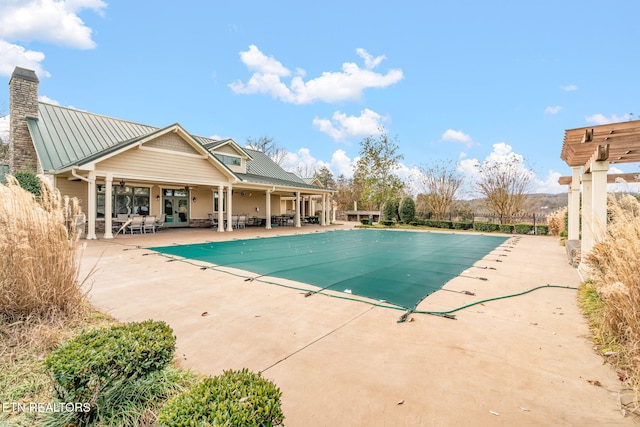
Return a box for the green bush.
[399,197,415,223]
[424,219,453,229]
[560,230,568,238]
[13,170,41,197]
[514,223,533,234]
[360,218,370,225]
[381,220,394,226]
[382,198,399,221]
[44,320,176,423]
[409,221,419,226]
[473,222,499,232]
[453,221,473,230]
[499,224,514,233]
[158,368,284,427]
[535,224,549,235]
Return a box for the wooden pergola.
[558,120,640,269]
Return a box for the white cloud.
[459,151,467,159]
[534,170,564,194]
[560,84,578,91]
[441,129,474,147]
[0,40,50,78]
[229,46,403,104]
[545,105,562,114]
[330,149,356,178]
[0,113,9,143]
[313,109,387,141]
[585,113,632,125]
[38,95,60,105]
[0,0,106,49]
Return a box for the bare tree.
[245,136,288,166]
[475,154,534,223]
[291,163,317,179]
[417,161,463,220]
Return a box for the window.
[97,185,150,218]
[214,154,241,166]
[214,191,226,212]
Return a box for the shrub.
[13,169,41,197]
[158,368,284,427]
[399,197,416,223]
[382,198,399,221]
[514,223,533,234]
[0,175,85,322]
[548,206,567,236]
[499,224,514,233]
[535,224,549,235]
[453,221,473,230]
[424,219,453,229]
[44,320,176,424]
[473,222,499,232]
[381,220,394,226]
[409,221,419,226]
[360,218,370,225]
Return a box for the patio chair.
[231,215,238,229]
[143,215,156,233]
[208,213,217,228]
[237,214,247,229]
[155,214,166,231]
[126,215,144,234]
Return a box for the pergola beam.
[558,172,640,186]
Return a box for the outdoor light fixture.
[155,195,160,201]
[185,185,190,191]
[192,197,197,203]
[119,179,125,188]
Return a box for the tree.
[475,154,534,223]
[245,136,288,166]
[353,130,404,210]
[399,197,416,223]
[417,161,463,220]
[314,166,336,189]
[334,174,359,211]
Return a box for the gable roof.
[25,103,332,192]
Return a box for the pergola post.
[591,160,609,242]
[580,172,593,263]
[567,167,581,240]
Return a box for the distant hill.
[457,193,567,216]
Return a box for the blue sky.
[1,1,639,195]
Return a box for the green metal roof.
[26,103,331,192]
[27,103,158,171]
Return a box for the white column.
[591,160,609,243]
[581,172,593,260]
[103,174,113,239]
[567,167,581,240]
[217,185,224,232]
[301,196,306,218]
[321,194,327,226]
[332,199,337,222]
[226,186,233,231]
[265,190,272,230]
[86,172,97,240]
[295,191,301,227]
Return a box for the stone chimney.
[9,67,40,173]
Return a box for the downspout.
[71,168,97,239]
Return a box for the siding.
[95,147,229,184]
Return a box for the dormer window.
[214,154,241,166]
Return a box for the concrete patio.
[79,223,634,426]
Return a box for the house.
[7,66,334,239]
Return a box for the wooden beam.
[558,172,640,186]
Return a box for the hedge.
[499,224,514,233]
[514,223,533,234]
[158,369,284,426]
[473,222,499,232]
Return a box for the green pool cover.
[150,229,508,309]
